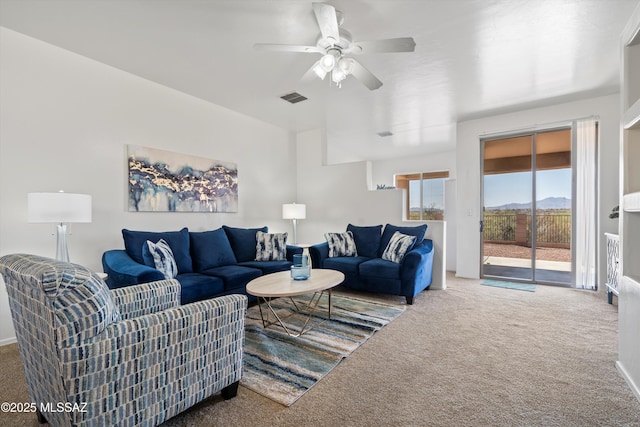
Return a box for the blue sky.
[484,168,572,207]
[410,178,445,209]
[408,168,571,210]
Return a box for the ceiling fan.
[254,2,416,90]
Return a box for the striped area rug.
[241,294,405,406]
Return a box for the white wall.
[371,151,457,271]
[0,28,297,344]
[295,129,447,290]
[455,93,620,292]
[444,178,457,271]
[370,150,457,189]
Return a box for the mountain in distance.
[486,197,571,211]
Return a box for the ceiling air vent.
[280,92,308,104]
[377,131,393,137]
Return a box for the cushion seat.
[176,273,225,304]
[359,258,401,280]
[323,256,371,275]
[238,260,292,274]
[201,265,262,290]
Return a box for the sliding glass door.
[482,135,534,281]
[481,129,572,285]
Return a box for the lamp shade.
[28,192,92,223]
[282,203,306,220]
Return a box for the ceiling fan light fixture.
[313,62,328,80]
[331,67,347,84]
[337,57,354,75]
[319,53,337,72]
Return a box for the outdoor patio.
[483,242,571,272]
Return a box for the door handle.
[480,220,484,232]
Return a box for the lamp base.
[56,224,70,263]
[291,219,298,245]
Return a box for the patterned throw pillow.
[145,239,178,279]
[325,231,358,257]
[381,231,416,263]
[255,231,288,261]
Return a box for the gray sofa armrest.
[110,279,181,319]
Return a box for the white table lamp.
[282,203,306,245]
[28,191,92,262]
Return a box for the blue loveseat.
[102,226,301,304]
[309,224,434,304]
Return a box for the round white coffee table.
[246,269,345,337]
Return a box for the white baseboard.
[0,336,17,347]
[617,360,640,402]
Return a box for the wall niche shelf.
[624,98,640,128]
[623,192,640,212]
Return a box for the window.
[395,171,449,220]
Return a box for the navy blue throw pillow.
[347,224,383,258]
[189,228,238,272]
[222,225,268,262]
[378,224,427,257]
[123,227,193,273]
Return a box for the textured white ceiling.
[1,0,637,163]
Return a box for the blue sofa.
[102,226,301,304]
[309,224,434,304]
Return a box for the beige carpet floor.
[1,273,639,426]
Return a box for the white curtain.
[575,118,597,290]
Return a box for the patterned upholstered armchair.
[0,254,247,427]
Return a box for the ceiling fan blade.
[301,60,323,83]
[350,59,383,90]
[347,37,416,54]
[312,2,340,43]
[253,43,322,53]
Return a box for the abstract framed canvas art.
[127,145,238,212]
